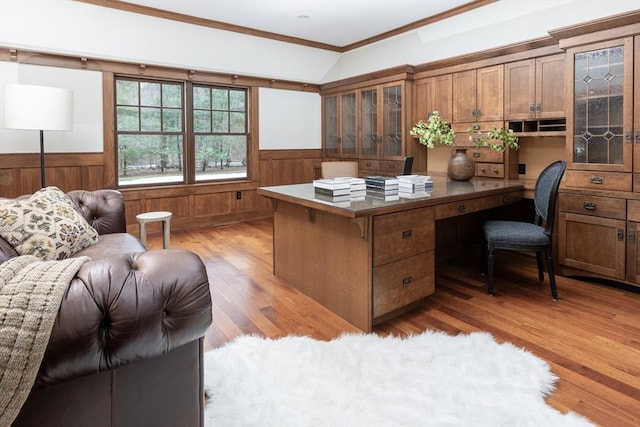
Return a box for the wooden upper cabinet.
[504,54,565,120]
[566,37,633,173]
[414,74,453,124]
[452,64,503,123]
[635,35,640,178]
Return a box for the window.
[115,77,248,186]
[192,85,247,182]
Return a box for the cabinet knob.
[480,167,486,173]
[472,152,481,158]
[629,229,636,242]
[583,202,597,210]
[529,104,535,113]
[536,103,542,112]
[458,204,467,213]
[625,131,632,143]
[635,131,640,142]
[617,229,624,241]
[502,196,510,204]
[402,276,412,287]
[402,230,413,239]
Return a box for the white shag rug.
[203,331,593,427]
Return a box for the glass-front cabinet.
[359,82,404,159]
[566,38,633,173]
[322,78,411,176]
[323,91,357,158]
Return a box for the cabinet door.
[415,75,453,126]
[323,95,339,157]
[452,70,477,123]
[627,221,640,285]
[360,86,378,158]
[634,36,640,179]
[504,59,536,120]
[340,92,357,157]
[476,64,504,122]
[426,74,453,123]
[381,82,403,157]
[558,212,626,280]
[536,54,565,119]
[566,37,633,172]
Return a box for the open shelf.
[507,118,566,137]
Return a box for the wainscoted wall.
[0,149,321,235]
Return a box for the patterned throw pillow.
[0,186,99,260]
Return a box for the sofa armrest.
[35,249,212,386]
[67,189,127,235]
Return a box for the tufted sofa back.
[66,189,127,234]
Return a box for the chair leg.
[545,250,558,300]
[535,251,544,282]
[480,238,487,276]
[487,249,494,295]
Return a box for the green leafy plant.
[409,111,455,149]
[467,126,519,151]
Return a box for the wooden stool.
[136,211,172,249]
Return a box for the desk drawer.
[559,193,626,220]
[359,159,379,174]
[434,192,522,220]
[373,251,434,318]
[564,170,632,192]
[468,148,504,163]
[379,160,402,175]
[476,162,504,178]
[373,207,435,266]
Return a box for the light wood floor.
[146,218,640,427]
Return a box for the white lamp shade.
[3,84,73,131]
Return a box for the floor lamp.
[2,84,73,188]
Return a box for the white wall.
[258,88,321,149]
[1,0,639,152]
[0,62,103,153]
[324,0,640,81]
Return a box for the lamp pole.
[39,129,46,188]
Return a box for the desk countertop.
[258,175,525,219]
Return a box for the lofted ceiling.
[90,0,487,49]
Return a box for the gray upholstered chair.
[481,160,567,299]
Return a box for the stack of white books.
[398,175,433,199]
[350,177,366,200]
[312,177,352,203]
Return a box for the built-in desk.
[257,175,524,331]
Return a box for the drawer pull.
[635,130,640,142]
[402,230,413,239]
[590,176,603,184]
[472,152,481,158]
[618,229,624,241]
[502,196,510,204]
[625,131,632,143]
[583,202,597,210]
[480,167,486,172]
[402,277,412,287]
[629,229,636,242]
[493,169,499,174]
[458,204,467,213]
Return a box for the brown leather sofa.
[1,189,212,427]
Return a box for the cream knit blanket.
[0,255,88,427]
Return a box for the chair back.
[321,161,359,178]
[533,160,567,236]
